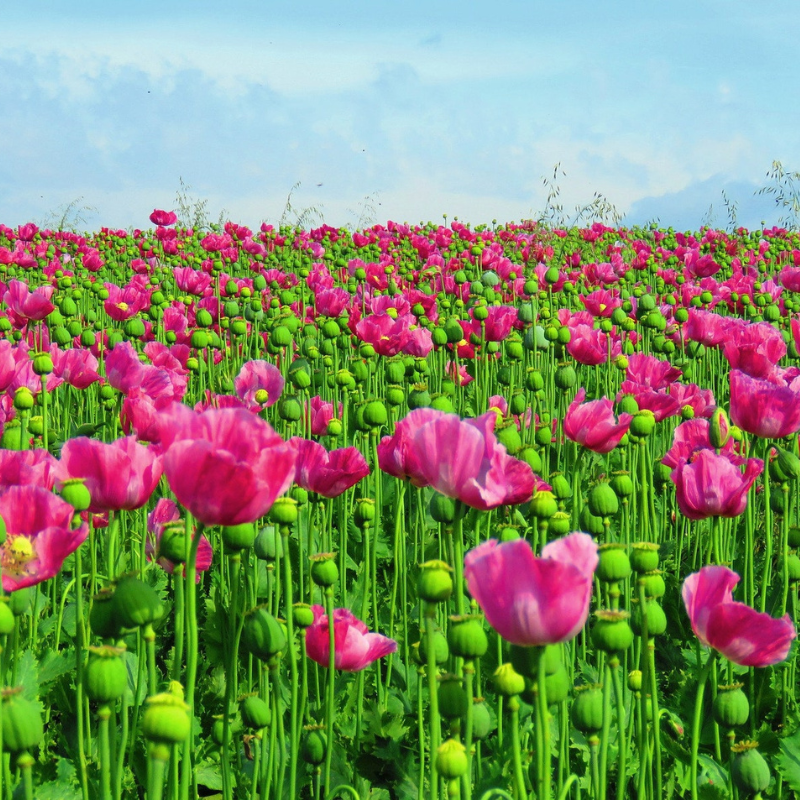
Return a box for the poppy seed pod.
[242,607,287,662]
[596,544,632,583]
[630,543,660,573]
[493,663,525,697]
[112,576,163,629]
[436,739,468,780]
[301,727,327,765]
[588,483,619,517]
[438,676,468,720]
[713,684,749,729]
[222,522,256,552]
[85,645,128,704]
[447,615,488,660]
[1,689,44,754]
[417,560,453,603]
[309,553,339,587]
[240,695,271,730]
[731,742,770,794]
[592,610,634,653]
[141,691,191,745]
[571,685,604,733]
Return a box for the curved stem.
[690,649,716,800]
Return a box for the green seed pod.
[240,695,271,730]
[354,498,376,527]
[309,553,339,587]
[496,423,522,454]
[627,670,643,692]
[530,490,558,520]
[709,408,730,449]
[630,410,656,437]
[713,684,749,729]
[787,554,800,582]
[254,527,283,561]
[385,360,406,383]
[1,690,44,753]
[438,676,469,720]
[788,527,800,548]
[630,543,660,573]
[777,446,800,481]
[363,400,388,428]
[90,588,123,640]
[631,600,667,637]
[0,599,14,636]
[436,739,468,780]
[85,645,128,704]
[588,482,619,517]
[550,473,572,501]
[292,603,315,629]
[58,478,92,512]
[447,616,488,660]
[571,685,604,733]
[301,727,327,765]
[596,544,632,583]
[195,309,214,328]
[142,691,191,745]
[543,665,570,705]
[610,472,633,498]
[408,384,431,409]
[417,561,453,603]
[242,607,287,662]
[592,610,634,653]
[639,570,666,599]
[493,663,525,697]
[731,742,770,795]
[471,701,492,740]
[517,446,542,474]
[554,365,577,390]
[413,630,449,666]
[269,497,298,526]
[159,522,187,564]
[549,511,572,536]
[579,505,606,536]
[112,576,162,629]
[429,493,456,524]
[222,523,256,552]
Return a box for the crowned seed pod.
[579,505,606,536]
[13,387,34,411]
[363,400,388,428]
[222,522,256,552]
[301,726,327,765]
[549,511,572,536]
[158,521,187,564]
[731,741,770,795]
[438,676,469,720]
[571,685,604,733]
[777,446,800,481]
[630,542,660,573]
[412,630,449,666]
[592,610,634,653]
[554,365,576,390]
[518,446,542,473]
[310,553,339,587]
[430,493,456,524]
[31,352,54,375]
[493,663,525,697]
[240,695,271,730]
[588,483,619,517]
[417,561,453,603]
[631,600,667,637]
[269,497,298,526]
[549,473,572,501]
[447,615,488,660]
[610,472,633,498]
[141,691,191,745]
[242,607,287,662]
[530,490,558,520]
[787,554,800,582]
[85,645,128,704]
[639,570,666,600]
[630,410,656,437]
[627,670,643,692]
[497,525,521,542]
[407,384,431,410]
[788,526,800,549]
[713,684,749,729]
[112,576,163,629]
[436,739,468,780]
[596,544,632,583]
[90,588,122,640]
[1,689,44,754]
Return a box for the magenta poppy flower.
[173,267,212,297]
[0,450,57,490]
[150,209,178,227]
[563,388,632,454]
[566,324,618,366]
[103,282,150,321]
[305,396,340,437]
[49,346,101,390]
[412,412,535,510]
[146,499,213,580]
[3,280,55,326]
[56,436,163,513]
[662,419,740,471]
[0,485,88,592]
[730,369,800,439]
[625,353,682,390]
[304,606,397,671]
[160,405,296,527]
[683,565,796,666]
[377,408,448,485]
[464,533,598,647]
[723,321,786,379]
[670,449,762,521]
[234,360,284,409]
[290,438,369,498]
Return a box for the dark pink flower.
[305,396,339,437]
[464,533,598,646]
[0,450,57,490]
[0,485,88,592]
[683,565,795,666]
[150,210,178,227]
[3,280,55,326]
[377,408,447,485]
[625,353,682,390]
[234,360,284,409]
[290,438,369,498]
[146,498,213,580]
[160,405,296,527]
[304,606,397,671]
[563,388,631,454]
[670,449,762,521]
[730,368,800,439]
[56,436,163,513]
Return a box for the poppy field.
[0,212,799,800]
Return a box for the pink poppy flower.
[670,449,762,521]
[0,485,88,592]
[3,280,55,326]
[377,408,447,485]
[304,606,397,671]
[563,388,631,454]
[410,411,535,510]
[234,360,284,409]
[49,346,101,390]
[730,368,800,439]
[305,396,340,437]
[150,210,177,227]
[159,405,296,527]
[566,324,617,366]
[662,419,739,471]
[683,565,796,666]
[56,436,163,513]
[146,499,213,580]
[723,321,786,379]
[625,353,682,390]
[290,438,369,498]
[464,533,598,647]
[0,450,57,490]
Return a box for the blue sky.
[3,0,799,231]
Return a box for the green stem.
[509,696,527,800]
[690,650,717,800]
[323,587,336,793]
[99,706,112,800]
[281,526,300,800]
[538,651,552,800]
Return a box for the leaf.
[776,729,800,791]
[38,649,75,687]
[196,761,223,791]
[16,650,40,702]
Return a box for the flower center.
[2,535,36,577]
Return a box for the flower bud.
[242,607,287,662]
[416,561,453,603]
[709,408,730,449]
[429,493,456,524]
[2,688,44,753]
[438,676,468,719]
[301,726,327,765]
[588,482,619,517]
